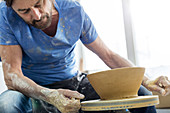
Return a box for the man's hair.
[4,0,13,7]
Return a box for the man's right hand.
[44,89,85,113]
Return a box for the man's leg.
[0,90,32,113]
[128,85,157,113]
[77,75,100,101]
[31,98,60,113]
[78,74,118,113]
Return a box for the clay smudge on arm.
[8,73,35,92]
[2,59,50,100]
[2,60,34,91]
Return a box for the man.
[0,0,169,113]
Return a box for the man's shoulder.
[0,1,6,8]
[0,1,24,31]
[55,0,82,10]
[0,1,16,20]
[0,1,8,14]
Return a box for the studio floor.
[157,109,170,113]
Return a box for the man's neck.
[52,4,58,15]
[42,5,59,37]
[42,14,59,37]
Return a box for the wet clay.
[87,67,145,100]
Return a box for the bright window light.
[80,0,127,71]
[130,0,170,67]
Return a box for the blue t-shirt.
[0,0,98,85]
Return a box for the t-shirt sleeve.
[80,10,98,44]
[0,8,19,45]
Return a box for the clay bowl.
[87,67,145,100]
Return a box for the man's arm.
[0,45,84,113]
[85,36,170,96]
[0,45,45,98]
[85,36,133,69]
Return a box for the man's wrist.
[39,88,55,102]
[142,75,150,87]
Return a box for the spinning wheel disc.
[81,95,159,111]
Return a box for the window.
[130,0,170,68]
[80,0,127,72]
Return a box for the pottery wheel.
[81,95,159,111]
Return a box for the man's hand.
[42,89,85,113]
[143,76,170,96]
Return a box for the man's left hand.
[143,76,170,96]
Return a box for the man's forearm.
[142,76,150,87]
[102,50,134,69]
[5,71,50,102]
[85,37,134,69]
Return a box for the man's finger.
[157,76,170,88]
[165,76,169,81]
[72,91,85,99]
[148,84,166,96]
[164,91,170,96]
[63,99,81,113]
[164,87,170,96]
[162,79,170,87]
[59,89,85,99]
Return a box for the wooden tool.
[81,95,159,111]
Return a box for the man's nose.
[31,7,41,20]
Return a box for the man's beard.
[30,13,52,30]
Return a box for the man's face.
[12,0,53,30]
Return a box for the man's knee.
[0,90,31,113]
